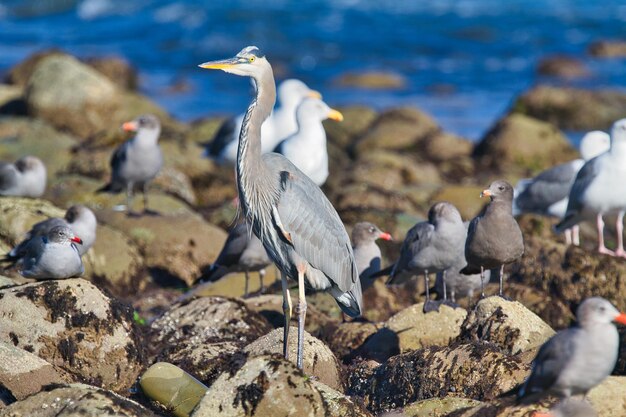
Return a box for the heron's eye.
[249,56,256,63]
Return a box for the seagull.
[555,119,626,257]
[513,131,610,246]
[351,222,392,289]
[462,180,524,298]
[0,155,47,198]
[387,202,466,313]
[20,225,84,279]
[274,97,343,186]
[206,79,322,164]
[97,114,163,215]
[194,222,271,297]
[518,297,626,403]
[6,205,96,262]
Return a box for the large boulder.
[0,279,145,391]
[362,303,467,361]
[24,55,120,138]
[512,85,626,131]
[191,355,327,417]
[334,71,407,90]
[458,297,555,355]
[0,342,65,401]
[401,397,483,417]
[472,113,577,176]
[324,105,378,150]
[96,210,227,286]
[536,55,589,79]
[347,343,529,414]
[244,327,343,391]
[0,384,154,417]
[322,321,381,363]
[311,380,373,417]
[588,40,626,58]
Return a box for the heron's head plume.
[199,46,268,77]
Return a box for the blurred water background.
[1,0,626,140]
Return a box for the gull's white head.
[579,130,610,161]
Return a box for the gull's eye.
[369,227,375,233]
[498,186,505,191]
[249,56,256,63]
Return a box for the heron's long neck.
[237,68,277,221]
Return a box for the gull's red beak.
[532,413,552,417]
[71,236,83,245]
[614,312,626,325]
[379,232,393,241]
[122,121,139,132]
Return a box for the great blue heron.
[199,46,362,369]
[97,114,163,215]
[0,155,47,198]
[513,131,610,246]
[555,119,626,258]
[206,79,322,164]
[274,97,343,186]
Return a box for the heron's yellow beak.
[198,57,239,70]
[327,109,344,122]
[480,189,492,198]
[308,90,322,99]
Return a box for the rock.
[473,113,577,176]
[24,55,120,138]
[162,342,243,387]
[322,321,381,363]
[324,105,378,150]
[311,380,373,417]
[244,327,343,391]
[0,342,65,400]
[510,234,626,311]
[420,131,473,162]
[0,116,77,178]
[512,85,626,131]
[458,297,555,355]
[85,56,138,90]
[504,283,574,330]
[191,355,327,417]
[0,197,64,246]
[149,297,272,357]
[429,185,486,220]
[0,85,22,109]
[0,383,154,417]
[351,152,442,191]
[96,210,226,287]
[334,71,407,89]
[0,279,144,391]
[353,107,439,155]
[4,49,65,87]
[140,362,208,417]
[588,40,626,58]
[362,303,467,362]
[401,397,483,417]
[536,55,590,79]
[347,343,529,414]
[0,275,16,288]
[152,166,197,205]
[188,270,279,300]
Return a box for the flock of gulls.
[1,45,625,416]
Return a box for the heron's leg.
[244,269,250,298]
[259,268,266,293]
[280,271,292,360]
[615,211,626,258]
[423,270,438,313]
[597,213,615,256]
[564,228,572,246]
[296,264,307,370]
[572,225,580,246]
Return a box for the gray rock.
[24,55,120,138]
[458,297,555,355]
[402,396,483,417]
[0,342,65,400]
[0,279,144,391]
[244,327,343,391]
[311,380,373,417]
[191,355,327,417]
[0,383,154,417]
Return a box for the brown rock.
[322,321,381,363]
[324,105,378,150]
[473,113,577,176]
[0,279,145,392]
[85,56,138,90]
[588,40,626,58]
[334,71,407,89]
[347,343,529,414]
[402,397,483,417]
[244,328,343,391]
[4,49,65,87]
[513,85,626,131]
[536,55,590,79]
[312,380,374,417]
[429,185,486,220]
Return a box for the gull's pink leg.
[597,213,615,256]
[564,228,572,246]
[572,225,580,246]
[614,211,626,258]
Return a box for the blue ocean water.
[1,0,626,141]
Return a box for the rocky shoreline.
[0,50,625,416]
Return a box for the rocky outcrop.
[0,279,144,391]
[536,55,589,79]
[334,71,407,89]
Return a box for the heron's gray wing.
[0,162,18,192]
[390,222,434,277]
[516,160,581,212]
[272,163,357,292]
[519,329,577,399]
